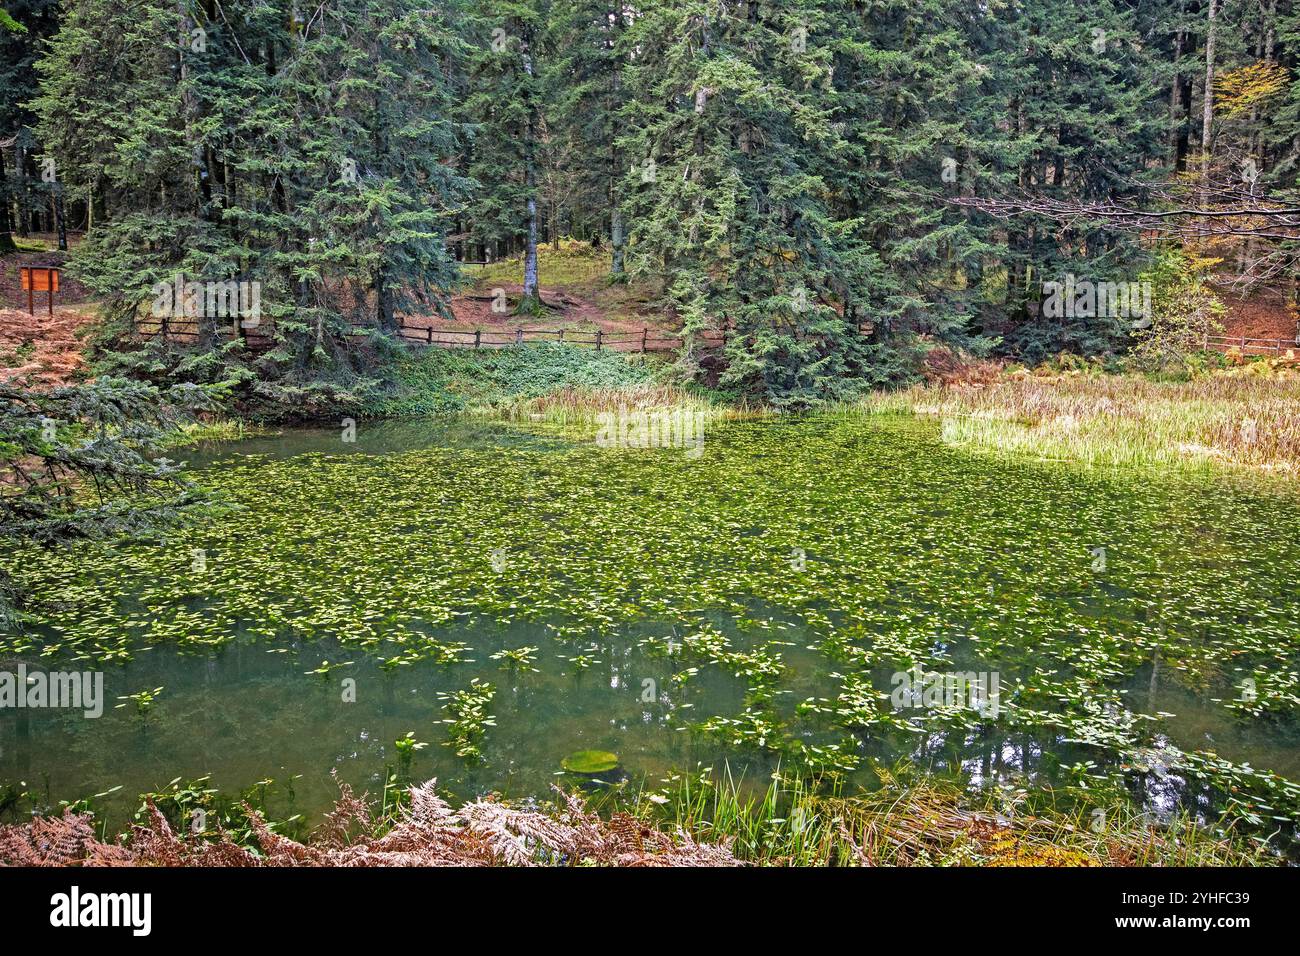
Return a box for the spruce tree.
[465,0,549,312]
[32,0,473,411]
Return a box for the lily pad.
[561,750,620,774]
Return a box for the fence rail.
[135,318,278,351]
[1204,333,1300,356]
[133,317,874,356]
[396,324,725,353]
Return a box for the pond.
[3,414,1300,841]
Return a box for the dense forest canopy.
[1,0,1298,406]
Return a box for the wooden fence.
[135,316,872,355]
[395,324,726,353]
[1204,333,1300,356]
[135,317,278,351]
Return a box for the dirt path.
[0,304,98,387]
[401,280,671,337]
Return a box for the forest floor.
[0,304,94,387]
[0,246,97,388]
[402,239,673,337]
[5,234,1300,393]
[0,239,670,387]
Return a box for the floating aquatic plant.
[439,679,496,762]
[490,645,540,673]
[394,732,428,774]
[561,750,620,774]
[5,414,1300,835]
[115,686,163,719]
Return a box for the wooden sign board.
[18,266,60,315]
[20,267,60,292]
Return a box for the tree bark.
[611,205,625,276]
[1169,1,1186,168]
[520,36,540,310]
[609,7,625,278]
[53,191,67,251]
[0,146,16,253]
[1201,0,1218,191]
[15,144,29,237]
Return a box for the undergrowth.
[369,341,670,416]
[0,764,1274,867]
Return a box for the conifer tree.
[465,0,548,312]
[32,0,472,410]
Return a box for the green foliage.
[1130,247,1228,372]
[0,377,220,627]
[393,732,429,774]
[0,378,217,544]
[115,685,163,719]
[439,679,497,761]
[13,0,1300,407]
[0,7,25,32]
[372,341,659,415]
[33,0,473,411]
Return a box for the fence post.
[426,326,432,344]
[474,329,481,349]
[642,327,648,352]
[595,329,602,351]
[559,328,565,343]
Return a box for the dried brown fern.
[0,780,743,868]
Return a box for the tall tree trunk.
[0,146,16,253]
[1175,68,1193,172]
[15,144,29,237]
[1169,1,1186,168]
[609,8,625,278]
[520,38,540,311]
[1201,0,1219,196]
[376,267,395,332]
[610,205,625,276]
[53,191,67,251]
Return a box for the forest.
[2,0,1300,891]
[0,0,1291,408]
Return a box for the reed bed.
[162,418,265,448]
[483,383,768,428]
[1,769,1270,867]
[622,765,1275,867]
[855,374,1300,474]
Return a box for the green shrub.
[368,342,663,417]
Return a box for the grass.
[461,238,666,327]
[617,764,1277,867]
[6,763,1272,866]
[485,382,766,428]
[370,339,686,417]
[855,367,1300,475]
[161,418,267,448]
[466,238,617,290]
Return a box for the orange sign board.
[19,267,60,292]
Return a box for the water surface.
[3,415,1299,839]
